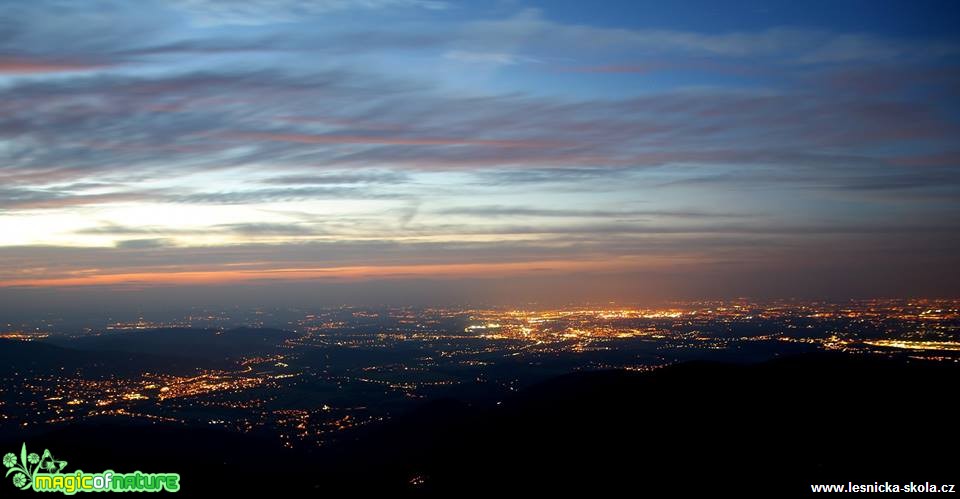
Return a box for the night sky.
[1,0,958,313]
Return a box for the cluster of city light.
[2,298,957,450]
[0,332,49,340]
[863,340,960,351]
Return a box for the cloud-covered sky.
[1,0,958,310]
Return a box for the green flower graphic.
[5,444,68,490]
[5,444,53,490]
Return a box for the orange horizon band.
[0,259,641,288]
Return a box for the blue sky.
[0,0,958,310]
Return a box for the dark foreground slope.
[2,353,956,497]
[326,352,958,495]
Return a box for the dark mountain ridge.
[2,352,955,497]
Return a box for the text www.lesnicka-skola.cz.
[810,482,956,493]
